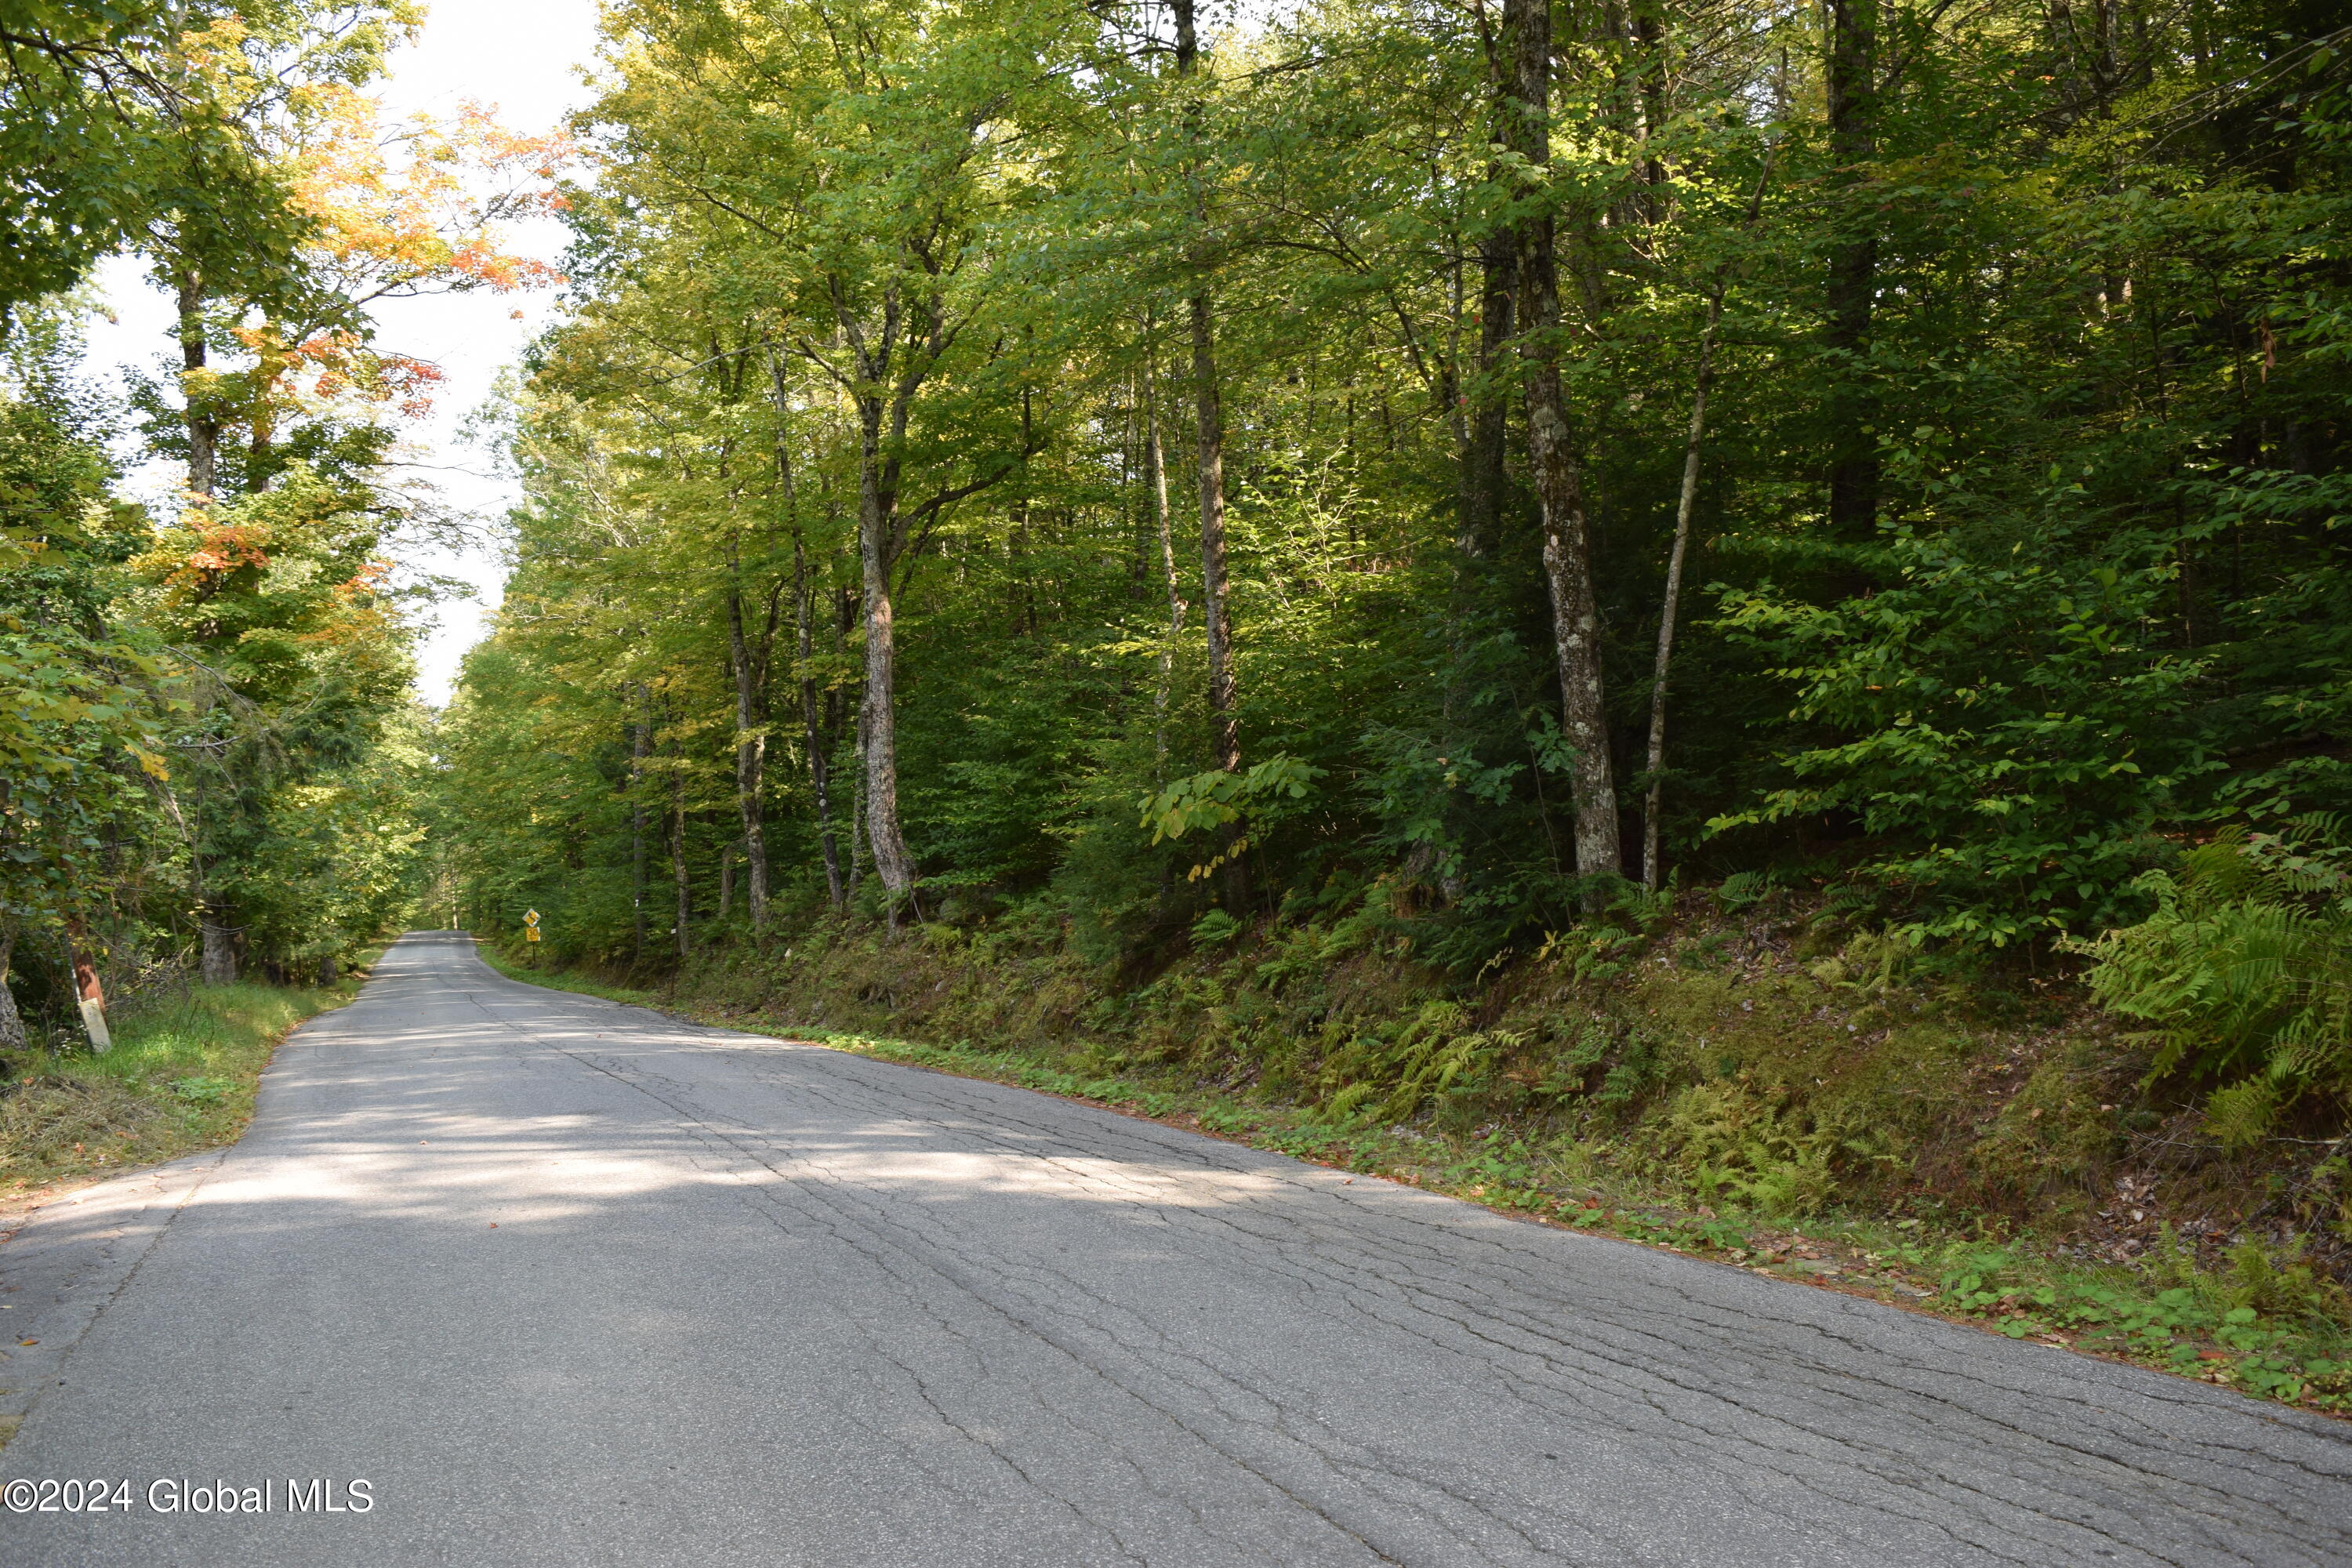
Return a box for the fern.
[2071,818,2352,1120]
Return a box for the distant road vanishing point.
[3,931,2348,1566]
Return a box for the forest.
[0,0,555,1048]
[7,0,2352,1389]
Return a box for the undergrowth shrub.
[1659,1082,1842,1218]
[2073,817,2352,1145]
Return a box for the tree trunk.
[630,687,650,962]
[1506,0,1622,887]
[0,931,24,1053]
[199,900,238,985]
[1459,229,1515,559]
[850,684,869,901]
[1642,160,1770,891]
[858,419,918,918]
[64,915,111,1053]
[1825,0,1880,540]
[724,586,771,929]
[176,274,220,506]
[718,846,735,920]
[841,585,865,902]
[149,778,234,984]
[1142,320,1186,782]
[1176,0,1247,911]
[670,762,691,960]
[797,530,845,910]
[1643,289,1725,891]
[1630,0,1671,220]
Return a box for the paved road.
[2,932,2347,1566]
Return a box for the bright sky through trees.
[81,0,602,705]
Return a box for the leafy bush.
[1714,509,2203,946]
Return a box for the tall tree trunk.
[1628,0,1671,220]
[858,419,918,919]
[1505,0,1622,887]
[670,757,691,960]
[1142,319,1186,782]
[630,687,650,963]
[1642,159,1773,890]
[1189,300,1236,781]
[850,684,869,900]
[797,528,845,910]
[0,931,24,1053]
[1643,289,1726,892]
[724,584,771,930]
[1459,229,1515,558]
[840,584,866,902]
[192,808,236,985]
[64,915,111,1053]
[1175,0,1247,911]
[1825,0,1880,540]
[176,274,220,506]
[1009,386,1036,638]
[177,278,240,976]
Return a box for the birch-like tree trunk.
[1174,0,1247,911]
[1504,0,1621,887]
[1642,158,1771,889]
[724,579,771,929]
[1643,292,1724,891]
[1142,322,1185,780]
[0,931,24,1052]
[1189,294,1238,785]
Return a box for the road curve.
[2,931,2347,1566]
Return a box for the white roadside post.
[64,918,111,1054]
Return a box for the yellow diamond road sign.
[524,909,543,942]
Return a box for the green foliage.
[1140,753,1322,884]
[1662,1081,1843,1218]
[437,0,2352,997]
[1,4,445,1015]
[2073,819,2352,1132]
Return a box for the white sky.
[84,1,606,706]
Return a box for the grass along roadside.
[0,956,378,1203]
[478,942,2352,1416]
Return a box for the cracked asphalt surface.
[2,931,2349,1566]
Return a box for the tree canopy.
[439,0,2350,967]
[0,0,557,1044]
